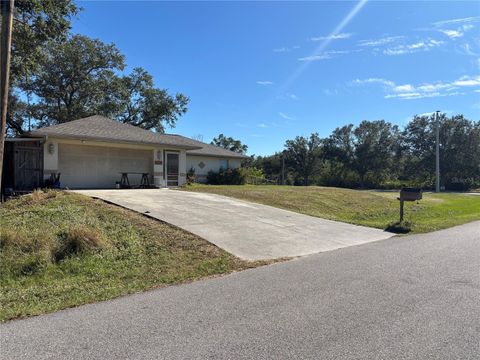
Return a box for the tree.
[7,0,79,134]
[353,120,400,187]
[401,114,438,184]
[284,133,322,186]
[11,0,79,82]
[30,35,125,127]
[251,114,479,190]
[115,68,189,132]
[211,134,248,154]
[251,153,283,180]
[321,124,357,187]
[402,114,480,189]
[10,35,189,133]
[323,124,355,168]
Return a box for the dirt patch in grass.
[0,190,268,322]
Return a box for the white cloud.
[298,49,353,62]
[322,88,339,96]
[278,112,294,120]
[256,80,274,86]
[431,16,477,40]
[432,16,480,27]
[383,39,444,55]
[439,29,463,39]
[311,32,353,41]
[298,54,332,62]
[273,46,300,53]
[357,36,404,47]
[351,75,480,100]
[351,78,395,87]
[453,78,480,86]
[257,123,268,128]
[460,43,478,56]
[393,84,414,92]
[277,93,300,101]
[437,24,475,39]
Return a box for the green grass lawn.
[185,185,480,233]
[0,190,265,322]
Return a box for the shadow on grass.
[385,221,412,234]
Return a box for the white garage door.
[58,144,152,189]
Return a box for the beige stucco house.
[22,115,247,189]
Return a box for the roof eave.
[27,132,202,150]
[186,151,249,159]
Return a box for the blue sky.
[73,1,480,155]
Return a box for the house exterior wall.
[40,137,241,188]
[44,139,59,176]
[186,155,242,183]
[43,138,189,188]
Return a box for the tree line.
[243,114,480,190]
[7,0,188,135]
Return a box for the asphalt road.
[1,221,479,360]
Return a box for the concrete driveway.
[75,189,394,260]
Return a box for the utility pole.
[0,0,15,194]
[435,110,440,193]
[281,152,285,185]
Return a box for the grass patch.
[0,190,266,322]
[185,185,480,233]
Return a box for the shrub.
[187,167,196,184]
[240,167,266,184]
[206,168,246,185]
[53,226,106,262]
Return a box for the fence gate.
[13,141,44,191]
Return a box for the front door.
[166,152,179,187]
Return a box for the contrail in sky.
[279,0,369,93]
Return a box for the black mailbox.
[399,188,422,201]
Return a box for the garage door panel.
[58,144,152,189]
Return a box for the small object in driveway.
[46,173,61,189]
[119,173,131,188]
[397,188,422,222]
[119,172,151,188]
[115,181,120,189]
[140,173,150,188]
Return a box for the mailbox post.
[397,188,422,222]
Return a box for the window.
[219,159,229,170]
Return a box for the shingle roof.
[28,115,203,150]
[186,141,249,159]
[27,115,248,158]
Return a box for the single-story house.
[2,115,247,191]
